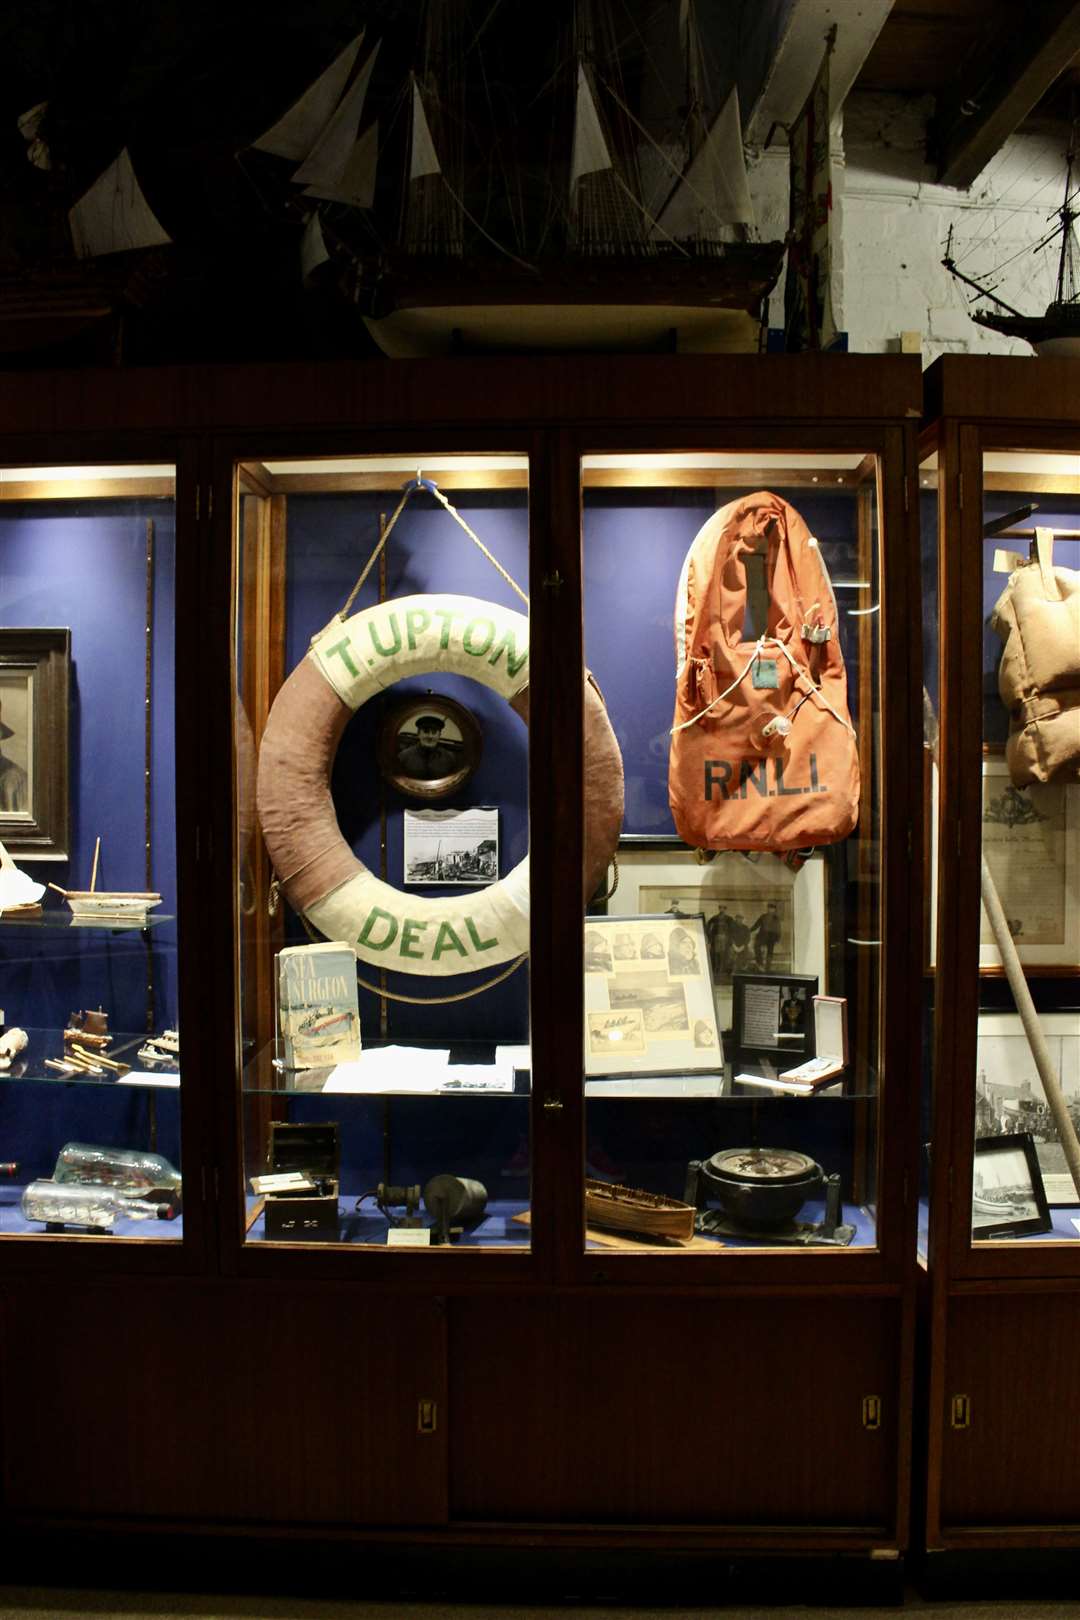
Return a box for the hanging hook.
[401,471,439,496]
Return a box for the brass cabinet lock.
[542,1097,564,1113]
[950,1393,971,1430]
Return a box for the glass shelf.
[240,1039,874,1101]
[0,912,174,933]
[0,1029,179,1088]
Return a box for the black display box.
[263,1121,340,1242]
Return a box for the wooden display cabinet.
[922,355,1080,1555]
[0,355,923,1566]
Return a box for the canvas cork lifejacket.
[669,491,859,852]
[991,527,1080,788]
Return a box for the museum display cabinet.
[0,355,923,1557]
[0,448,211,1270]
[921,356,1080,1552]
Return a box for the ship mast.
[1053,140,1079,307]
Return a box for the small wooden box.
[263,1122,340,1242]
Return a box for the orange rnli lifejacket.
[669,491,859,853]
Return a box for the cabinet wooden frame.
[0,360,923,1560]
[0,428,214,1278]
[922,356,1080,1556]
[208,403,923,1296]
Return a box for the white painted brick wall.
[842,92,1068,360]
[747,90,1070,361]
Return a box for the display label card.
[404,807,498,885]
[387,1227,431,1247]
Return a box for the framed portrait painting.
[0,628,70,861]
[606,844,826,1028]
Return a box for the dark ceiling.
[2,0,1080,369]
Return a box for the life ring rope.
[339,476,529,626]
[256,484,624,979]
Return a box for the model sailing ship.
[247,2,783,355]
[48,836,161,926]
[943,135,1080,355]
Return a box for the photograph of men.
[396,713,460,781]
[750,901,782,969]
[0,701,28,813]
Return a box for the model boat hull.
[584,1177,696,1244]
[62,891,161,925]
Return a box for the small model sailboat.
[943,134,1080,355]
[48,836,161,926]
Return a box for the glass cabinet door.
[0,461,184,1242]
[234,451,533,1251]
[581,449,889,1258]
[965,448,1080,1250]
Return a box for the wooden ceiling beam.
[935,1,1080,187]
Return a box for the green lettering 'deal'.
[465,916,498,952]
[324,637,360,679]
[398,917,428,958]
[368,612,402,659]
[432,921,468,960]
[357,907,398,950]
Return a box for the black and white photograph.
[606,846,826,1027]
[403,806,498,887]
[971,1133,1052,1239]
[731,971,819,1063]
[583,914,723,1077]
[975,1012,1080,1202]
[0,628,70,861]
[377,692,482,800]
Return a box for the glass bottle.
[52,1143,182,1194]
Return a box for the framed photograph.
[0,628,70,861]
[928,753,1080,974]
[972,1133,1052,1239]
[403,806,498,885]
[606,845,826,1028]
[976,1012,1080,1203]
[731,971,819,1063]
[583,913,723,1077]
[377,693,481,801]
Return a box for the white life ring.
[257,594,624,976]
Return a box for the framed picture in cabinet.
[927,754,1080,974]
[975,1012,1080,1203]
[583,913,722,1076]
[0,628,70,861]
[606,845,826,1027]
[731,970,819,1065]
[377,693,481,802]
[972,1132,1052,1239]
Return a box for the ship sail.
[304,121,378,210]
[68,147,171,258]
[409,77,442,181]
[570,61,613,190]
[295,39,381,201]
[253,31,364,162]
[652,87,753,243]
[300,210,330,282]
